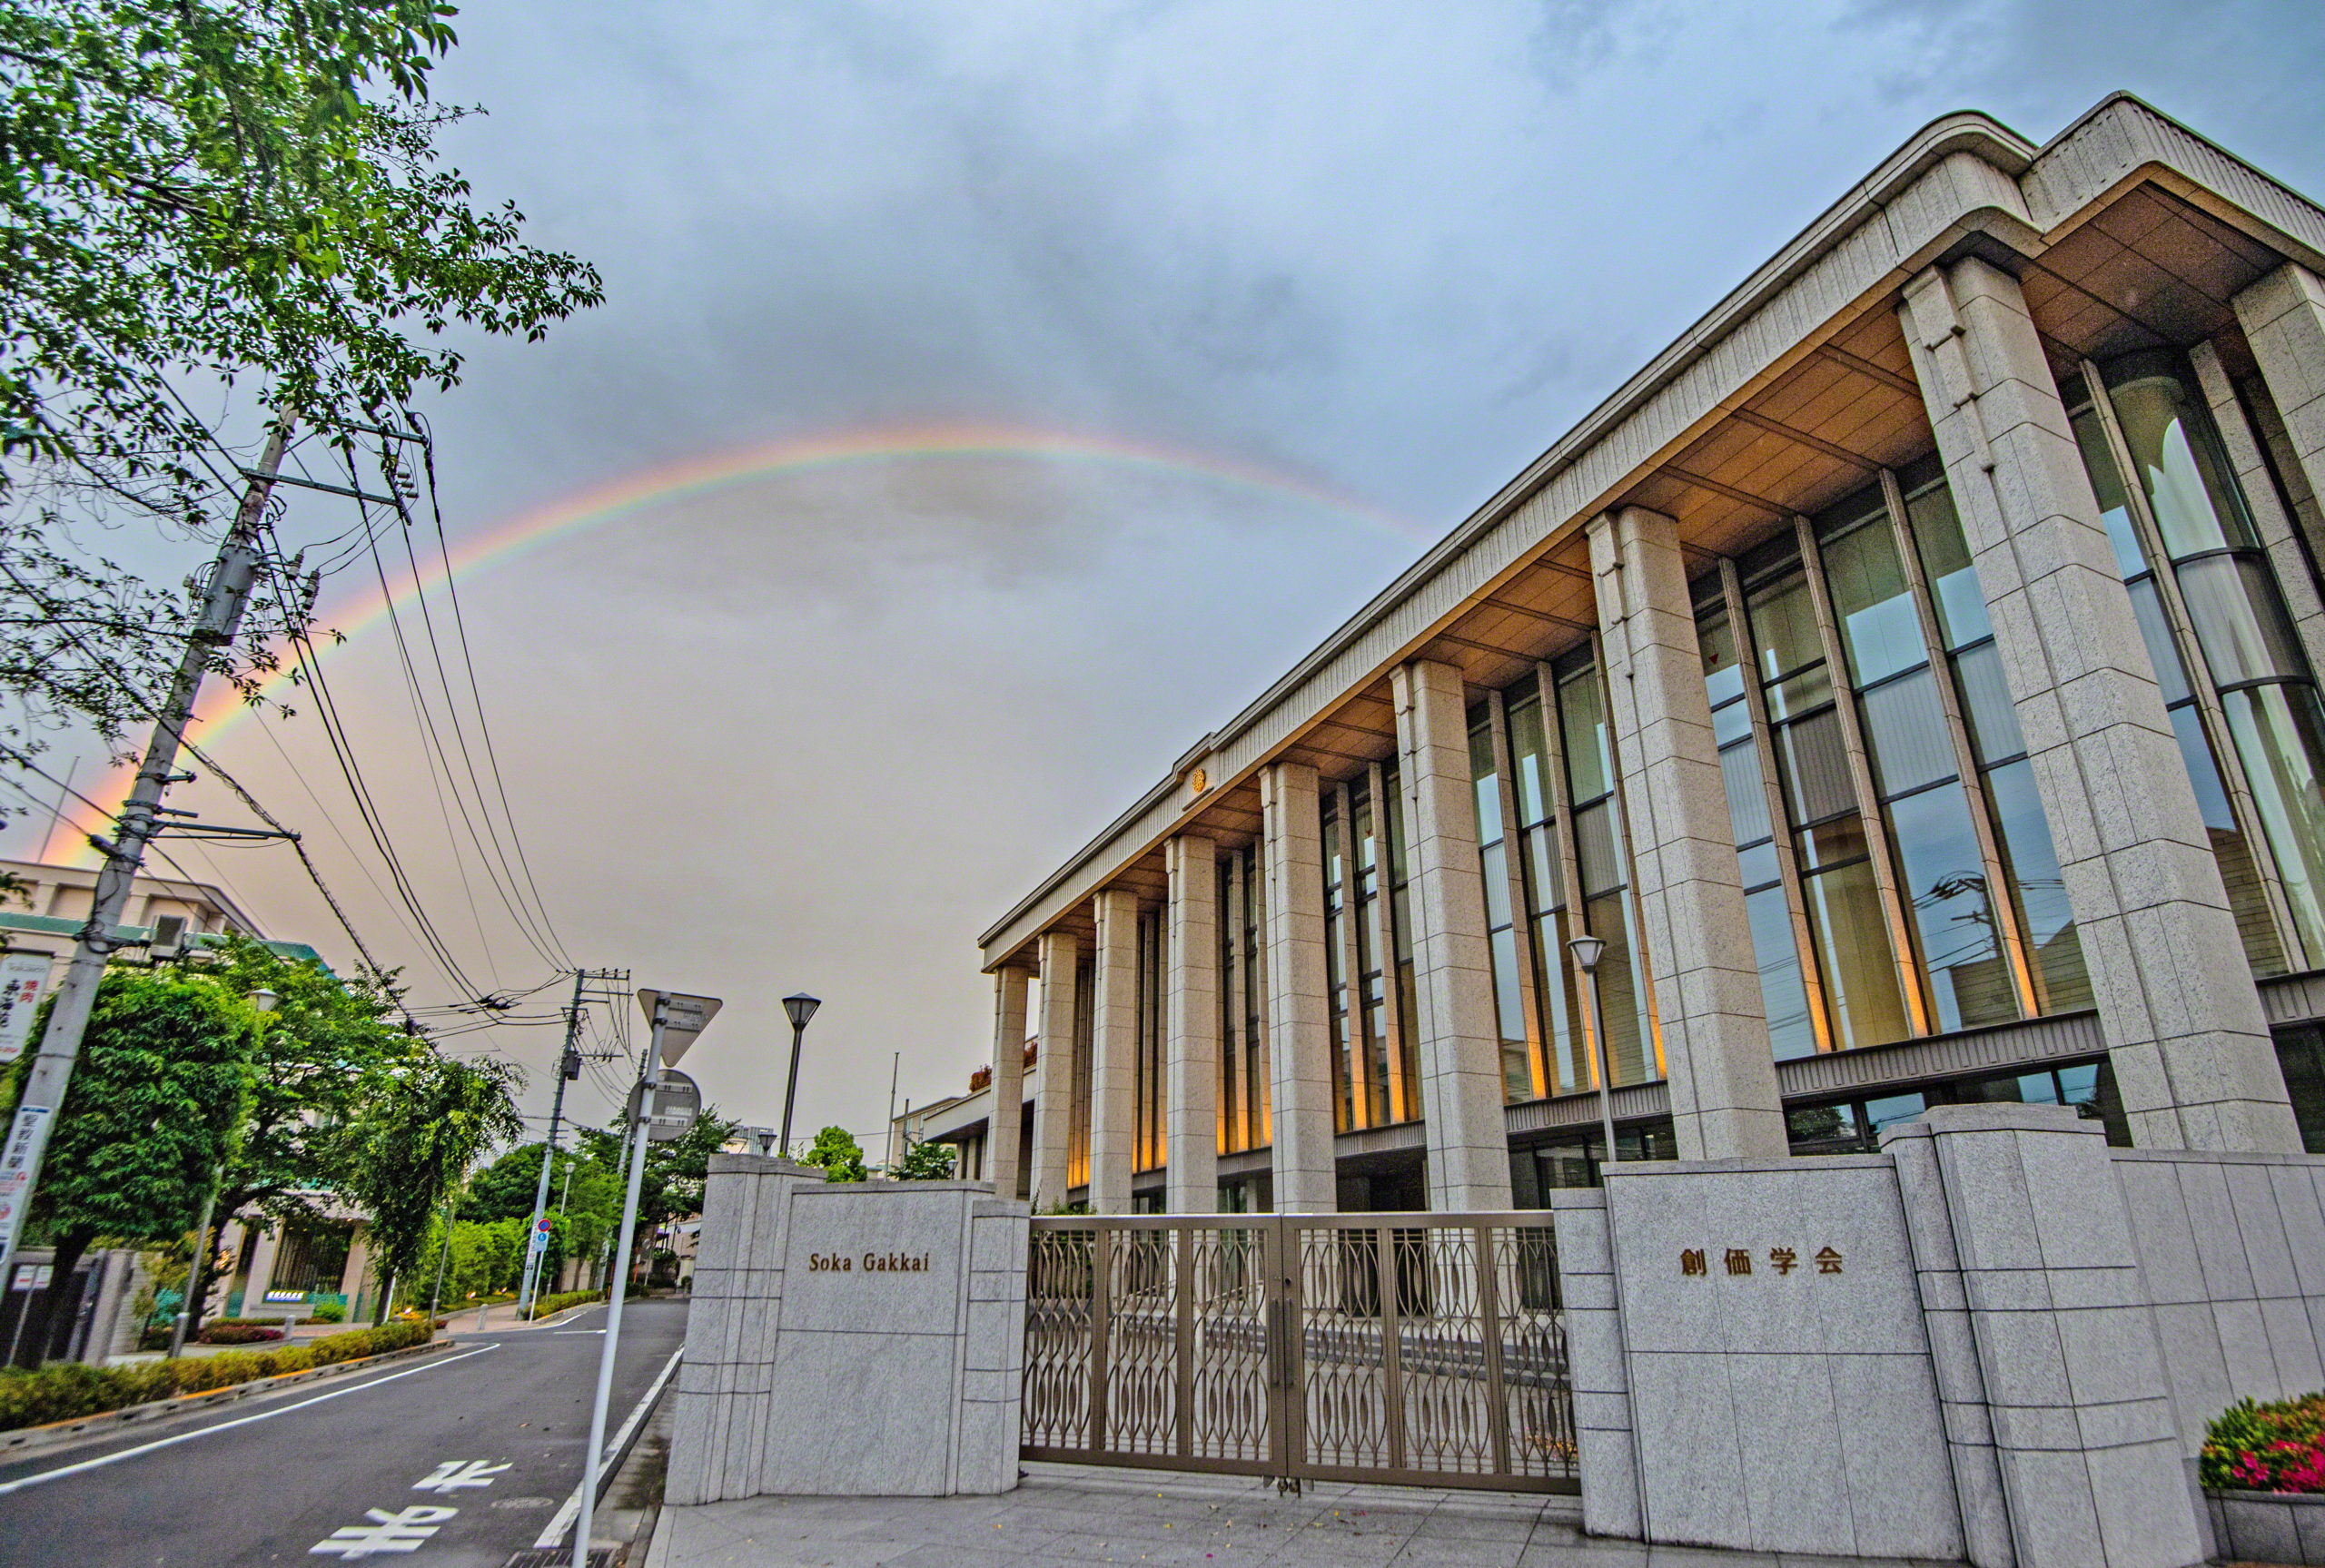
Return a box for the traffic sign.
[529,1215,553,1253]
[635,990,721,1067]
[625,1068,703,1142]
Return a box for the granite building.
[969,94,2325,1217]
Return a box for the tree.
[575,1108,737,1237]
[460,1139,559,1225]
[892,1140,955,1180]
[799,1126,867,1184]
[185,933,421,1336]
[335,1050,519,1323]
[0,967,258,1363]
[0,1,600,767]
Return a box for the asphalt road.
[0,1297,689,1568]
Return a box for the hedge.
[0,1320,433,1432]
[193,1325,285,1346]
[524,1288,607,1320]
[2203,1393,2325,1492]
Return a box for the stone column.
[340,1223,371,1316]
[1088,888,1140,1213]
[1900,255,2298,1153]
[986,967,1029,1202]
[1261,762,1337,1213]
[1164,832,1220,1214]
[1885,1105,2201,1568]
[242,1220,281,1309]
[1587,507,1788,1161]
[2190,340,2325,684]
[2235,263,2325,549]
[1030,931,1078,1209]
[1390,660,1514,1210]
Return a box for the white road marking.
[412,1458,510,1493]
[531,1348,685,1551]
[0,1342,500,1496]
[309,1504,457,1557]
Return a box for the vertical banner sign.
[0,1105,55,1257]
[0,954,49,1063]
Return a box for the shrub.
[523,1288,606,1321]
[194,1325,285,1346]
[310,1303,346,1324]
[2203,1393,2325,1492]
[0,1319,434,1431]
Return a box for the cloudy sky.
[10,0,2324,1153]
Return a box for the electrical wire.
[340,449,560,975]
[411,418,574,968]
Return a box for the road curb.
[0,1337,462,1463]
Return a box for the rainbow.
[50,422,1430,857]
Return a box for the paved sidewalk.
[641,1463,1968,1567]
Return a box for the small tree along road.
[1,968,259,1363]
[336,1052,521,1323]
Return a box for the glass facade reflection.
[2063,366,2291,973]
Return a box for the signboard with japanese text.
[0,952,51,1063]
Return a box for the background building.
[955,94,2325,1215]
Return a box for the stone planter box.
[2209,1487,2325,1564]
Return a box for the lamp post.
[1567,937,1619,1181]
[170,985,278,1357]
[777,993,821,1158]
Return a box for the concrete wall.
[2114,1148,2325,1455]
[1560,1159,1963,1559]
[1558,1107,2325,1568]
[668,1155,1028,1504]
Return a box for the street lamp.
[170,985,281,1357]
[777,993,821,1158]
[1567,935,1620,1181]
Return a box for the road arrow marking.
[309,1505,457,1557]
[413,1458,510,1493]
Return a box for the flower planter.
[2208,1488,2325,1564]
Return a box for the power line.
[341,450,562,974]
[411,418,574,967]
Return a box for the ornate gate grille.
[1021,1213,1578,1493]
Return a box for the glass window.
[1509,696,1551,825]
[1859,669,1954,799]
[1770,707,1855,827]
[2277,1028,2325,1156]
[2083,352,2325,971]
[1984,759,2092,1012]
[1951,641,2024,766]
[1820,504,1925,685]
[1886,784,2013,1031]
[2221,684,2325,952]
[1863,1092,1927,1136]
[2107,363,2257,557]
[1907,481,1992,647]
[1473,704,1538,1105]
[1749,571,1826,685]
[2178,555,2308,687]
[1786,1101,1865,1156]
[1797,858,1908,1050]
[1559,663,1612,804]
[1583,890,1654,1088]
[1746,885,1815,1060]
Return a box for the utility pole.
[0,426,289,1291]
[517,970,590,1317]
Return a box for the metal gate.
[1021,1213,1578,1493]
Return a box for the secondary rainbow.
[52,422,1432,854]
